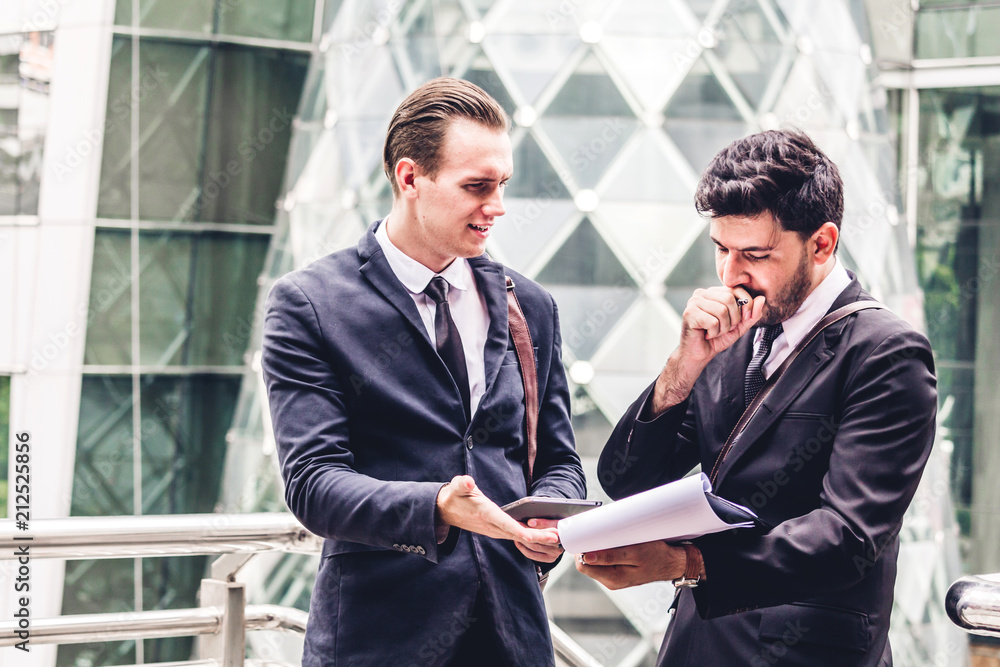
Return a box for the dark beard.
[756,249,813,326]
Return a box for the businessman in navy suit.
[262,78,585,665]
[577,130,936,665]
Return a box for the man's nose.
[483,186,505,217]
[720,254,747,288]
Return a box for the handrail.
[946,573,1000,638]
[0,607,222,648]
[244,604,309,634]
[0,513,598,667]
[0,513,322,560]
[0,604,308,648]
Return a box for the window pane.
[137,231,269,366]
[59,559,137,667]
[138,40,210,221]
[217,0,315,42]
[198,46,309,224]
[916,6,1000,59]
[97,37,133,219]
[71,375,135,516]
[84,230,133,366]
[0,32,51,216]
[99,38,309,223]
[140,374,240,515]
[116,0,213,34]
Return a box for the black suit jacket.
[599,278,936,666]
[262,221,585,666]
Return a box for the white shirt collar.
[775,256,851,350]
[374,217,471,294]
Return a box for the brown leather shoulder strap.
[506,276,539,488]
[708,301,886,484]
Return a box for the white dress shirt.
[758,257,852,378]
[375,218,491,416]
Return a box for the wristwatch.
[672,542,701,588]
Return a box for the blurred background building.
[0,0,997,665]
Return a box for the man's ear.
[812,222,839,263]
[395,158,418,198]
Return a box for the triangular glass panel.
[488,199,577,273]
[591,298,679,375]
[600,36,694,113]
[488,0,604,32]
[587,370,664,423]
[338,118,390,190]
[664,118,749,173]
[687,0,719,23]
[456,49,518,116]
[567,383,615,458]
[536,217,636,287]
[811,50,865,127]
[538,116,640,189]
[359,176,394,230]
[593,202,706,282]
[396,0,439,37]
[482,34,581,106]
[664,232,719,315]
[713,1,792,110]
[545,49,633,117]
[603,0,692,37]
[770,56,844,129]
[298,55,327,123]
[396,36,445,90]
[328,45,403,121]
[545,285,639,360]
[506,132,571,199]
[460,0,496,20]
[774,0,861,56]
[664,56,742,121]
[598,128,692,203]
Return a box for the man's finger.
[581,546,629,566]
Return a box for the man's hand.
[514,518,564,563]
[574,540,695,590]
[650,288,765,415]
[436,476,560,552]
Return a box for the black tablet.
[501,497,602,521]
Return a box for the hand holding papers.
[557,473,761,554]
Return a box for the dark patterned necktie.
[744,323,784,406]
[424,276,471,421]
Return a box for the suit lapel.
[712,276,867,489]
[357,221,433,348]
[469,256,509,404]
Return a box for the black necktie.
[424,276,471,421]
[745,323,783,406]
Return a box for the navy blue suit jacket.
[262,221,585,665]
[599,278,936,666]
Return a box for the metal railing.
[946,573,1000,639]
[0,513,597,667]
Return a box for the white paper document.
[557,473,759,554]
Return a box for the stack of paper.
[557,473,760,554]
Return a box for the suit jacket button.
[466,436,474,450]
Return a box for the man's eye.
[715,246,728,255]
[747,254,769,262]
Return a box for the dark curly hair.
[694,130,843,242]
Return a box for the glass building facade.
[1,0,998,666]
